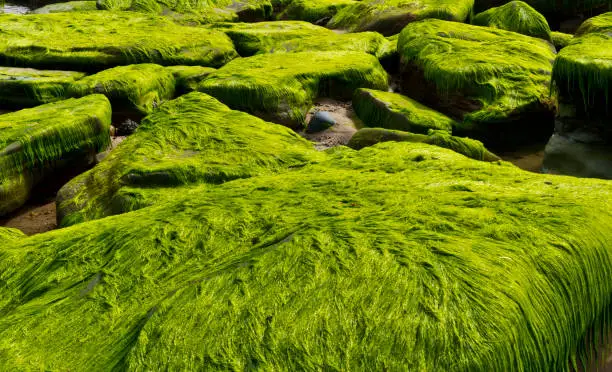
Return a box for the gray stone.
[306,111,336,133]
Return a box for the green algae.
[328,0,474,36]
[57,92,323,226]
[472,1,552,41]
[67,64,175,115]
[0,227,24,243]
[166,66,217,94]
[474,0,612,17]
[2,140,612,370]
[0,95,111,215]
[0,12,238,72]
[398,18,557,147]
[198,51,388,128]
[278,0,356,23]
[0,67,85,108]
[348,127,501,161]
[209,21,335,56]
[32,1,98,13]
[353,88,455,134]
[552,31,573,50]
[552,12,612,116]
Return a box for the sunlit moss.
[0,227,24,242]
[551,31,573,51]
[166,66,217,94]
[31,1,97,13]
[278,0,355,23]
[472,1,552,41]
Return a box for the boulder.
[0,12,237,71]
[278,0,356,24]
[32,1,98,13]
[0,95,112,216]
[474,0,611,19]
[306,111,336,133]
[198,51,388,128]
[67,64,176,115]
[398,19,557,149]
[327,0,474,36]
[0,67,85,109]
[165,66,217,94]
[56,92,322,226]
[353,88,455,134]
[472,1,552,41]
[551,31,573,51]
[543,132,612,179]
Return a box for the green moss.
[0,12,238,72]
[0,95,111,215]
[277,0,356,23]
[0,227,25,243]
[57,92,323,226]
[398,19,557,148]
[472,1,552,41]
[552,12,612,117]
[31,1,98,13]
[552,31,573,51]
[353,88,455,134]
[209,21,334,56]
[328,0,474,36]
[165,66,217,94]
[474,0,611,17]
[0,67,85,108]
[67,64,175,115]
[2,140,612,370]
[198,51,388,128]
[348,127,501,161]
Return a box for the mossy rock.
[353,88,455,134]
[277,0,356,24]
[0,227,25,242]
[67,64,175,115]
[348,127,501,161]
[327,0,474,36]
[57,92,323,226]
[198,51,388,128]
[0,12,238,72]
[474,0,611,17]
[0,95,111,216]
[32,1,98,13]
[165,66,217,94]
[209,21,335,56]
[97,0,272,23]
[398,19,557,149]
[552,12,612,118]
[3,140,612,370]
[551,31,573,51]
[472,1,552,41]
[0,67,85,109]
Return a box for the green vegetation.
[278,0,356,23]
[209,21,334,56]
[0,12,238,71]
[353,88,455,134]
[57,92,323,226]
[398,19,557,147]
[0,95,111,215]
[552,31,573,51]
[328,0,474,35]
[2,139,612,369]
[32,1,98,13]
[474,0,611,16]
[552,12,612,116]
[348,127,501,161]
[472,1,552,41]
[0,227,24,242]
[68,64,175,114]
[198,51,388,128]
[166,66,217,94]
[0,67,85,108]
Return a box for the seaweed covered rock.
[327,0,474,36]
[474,0,611,18]
[97,0,272,23]
[198,51,388,128]
[209,21,334,56]
[551,31,573,51]
[398,19,557,148]
[472,1,552,41]
[32,1,98,13]
[67,64,175,115]
[353,88,455,134]
[0,95,111,216]
[166,66,217,94]
[348,127,500,161]
[0,67,85,108]
[0,227,24,243]
[57,92,322,226]
[278,0,356,24]
[3,141,612,370]
[0,12,238,71]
